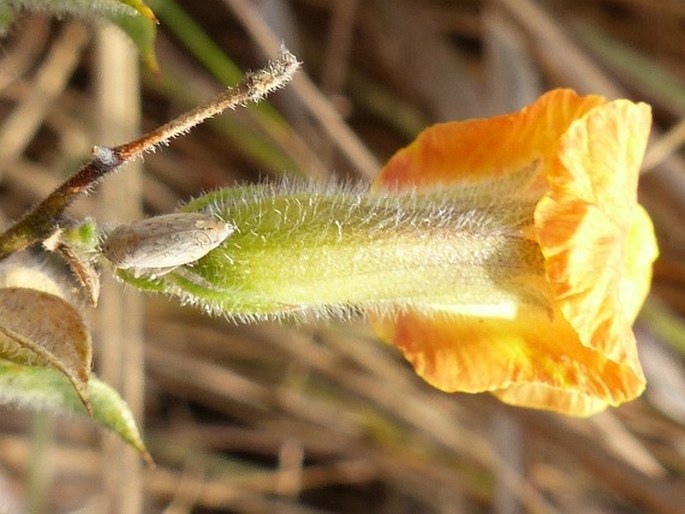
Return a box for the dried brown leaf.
[0,287,92,413]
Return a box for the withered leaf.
[0,287,92,413]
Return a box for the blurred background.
[0,0,684,512]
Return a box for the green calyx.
[118,181,548,322]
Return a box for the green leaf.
[0,360,152,464]
[118,0,157,22]
[0,0,140,18]
[107,10,159,72]
[0,0,159,71]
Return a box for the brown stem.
[0,147,123,260]
[0,46,299,261]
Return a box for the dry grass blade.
[0,22,88,178]
[222,0,381,180]
[95,19,145,514]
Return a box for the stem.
[0,146,122,260]
[114,44,299,160]
[0,46,300,261]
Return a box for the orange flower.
[372,89,657,416]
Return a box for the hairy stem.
[0,46,299,261]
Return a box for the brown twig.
[0,45,299,261]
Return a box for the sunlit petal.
[535,100,655,367]
[376,89,604,193]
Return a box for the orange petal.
[371,89,656,416]
[374,89,605,192]
[535,99,655,370]
[372,305,645,416]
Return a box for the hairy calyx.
[120,182,548,322]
